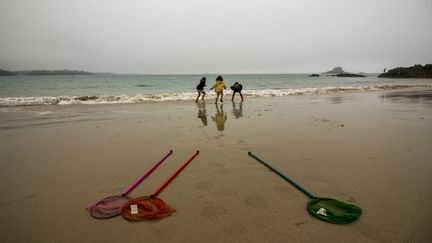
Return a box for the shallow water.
[1,73,431,106]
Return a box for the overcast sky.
[1,0,431,74]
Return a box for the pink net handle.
[122,150,173,196]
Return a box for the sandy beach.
[1,89,431,242]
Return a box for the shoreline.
[0,84,431,107]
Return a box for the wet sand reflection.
[212,104,227,131]
[232,101,243,118]
[381,89,432,104]
[196,101,208,126]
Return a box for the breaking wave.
[0,84,430,106]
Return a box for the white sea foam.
[0,84,429,106]
[35,111,53,115]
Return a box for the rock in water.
[323,67,346,74]
[378,64,432,78]
[336,73,365,77]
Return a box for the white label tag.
[317,208,328,216]
[130,204,138,214]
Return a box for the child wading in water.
[230,82,243,101]
[195,77,207,102]
[210,76,226,104]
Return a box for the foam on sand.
[0,84,430,106]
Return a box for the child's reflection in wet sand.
[196,101,208,126]
[232,101,243,119]
[212,104,227,131]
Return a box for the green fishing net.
[307,198,362,224]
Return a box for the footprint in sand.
[251,216,272,229]
[154,224,178,240]
[98,187,124,194]
[210,162,225,168]
[194,182,213,191]
[222,221,247,236]
[273,184,292,193]
[217,143,227,148]
[303,157,315,162]
[341,193,356,203]
[200,205,227,221]
[0,194,36,207]
[303,174,327,183]
[215,168,231,175]
[244,165,265,172]
[243,195,268,209]
[215,189,239,197]
[187,169,198,174]
[357,222,384,242]
[293,221,308,226]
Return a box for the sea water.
[0,73,431,106]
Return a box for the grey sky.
[1,0,431,74]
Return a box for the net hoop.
[306,197,362,224]
[88,195,131,219]
[121,196,176,221]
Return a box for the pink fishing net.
[87,195,131,219]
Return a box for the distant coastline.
[0,69,15,76]
[0,68,94,76]
[378,64,432,78]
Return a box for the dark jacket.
[196,80,206,90]
[230,83,243,92]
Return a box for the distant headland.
[316,67,366,77]
[322,67,346,75]
[0,68,94,76]
[0,69,16,76]
[378,64,432,78]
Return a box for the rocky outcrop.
[309,74,320,77]
[335,73,365,77]
[323,67,346,74]
[378,64,432,78]
[322,67,365,77]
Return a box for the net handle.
[122,150,173,196]
[152,150,199,197]
[248,151,316,199]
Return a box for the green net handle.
[248,152,316,199]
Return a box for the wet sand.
[0,89,431,242]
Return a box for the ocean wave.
[0,84,430,106]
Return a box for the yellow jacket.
[212,81,226,93]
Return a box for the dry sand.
[0,89,431,242]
